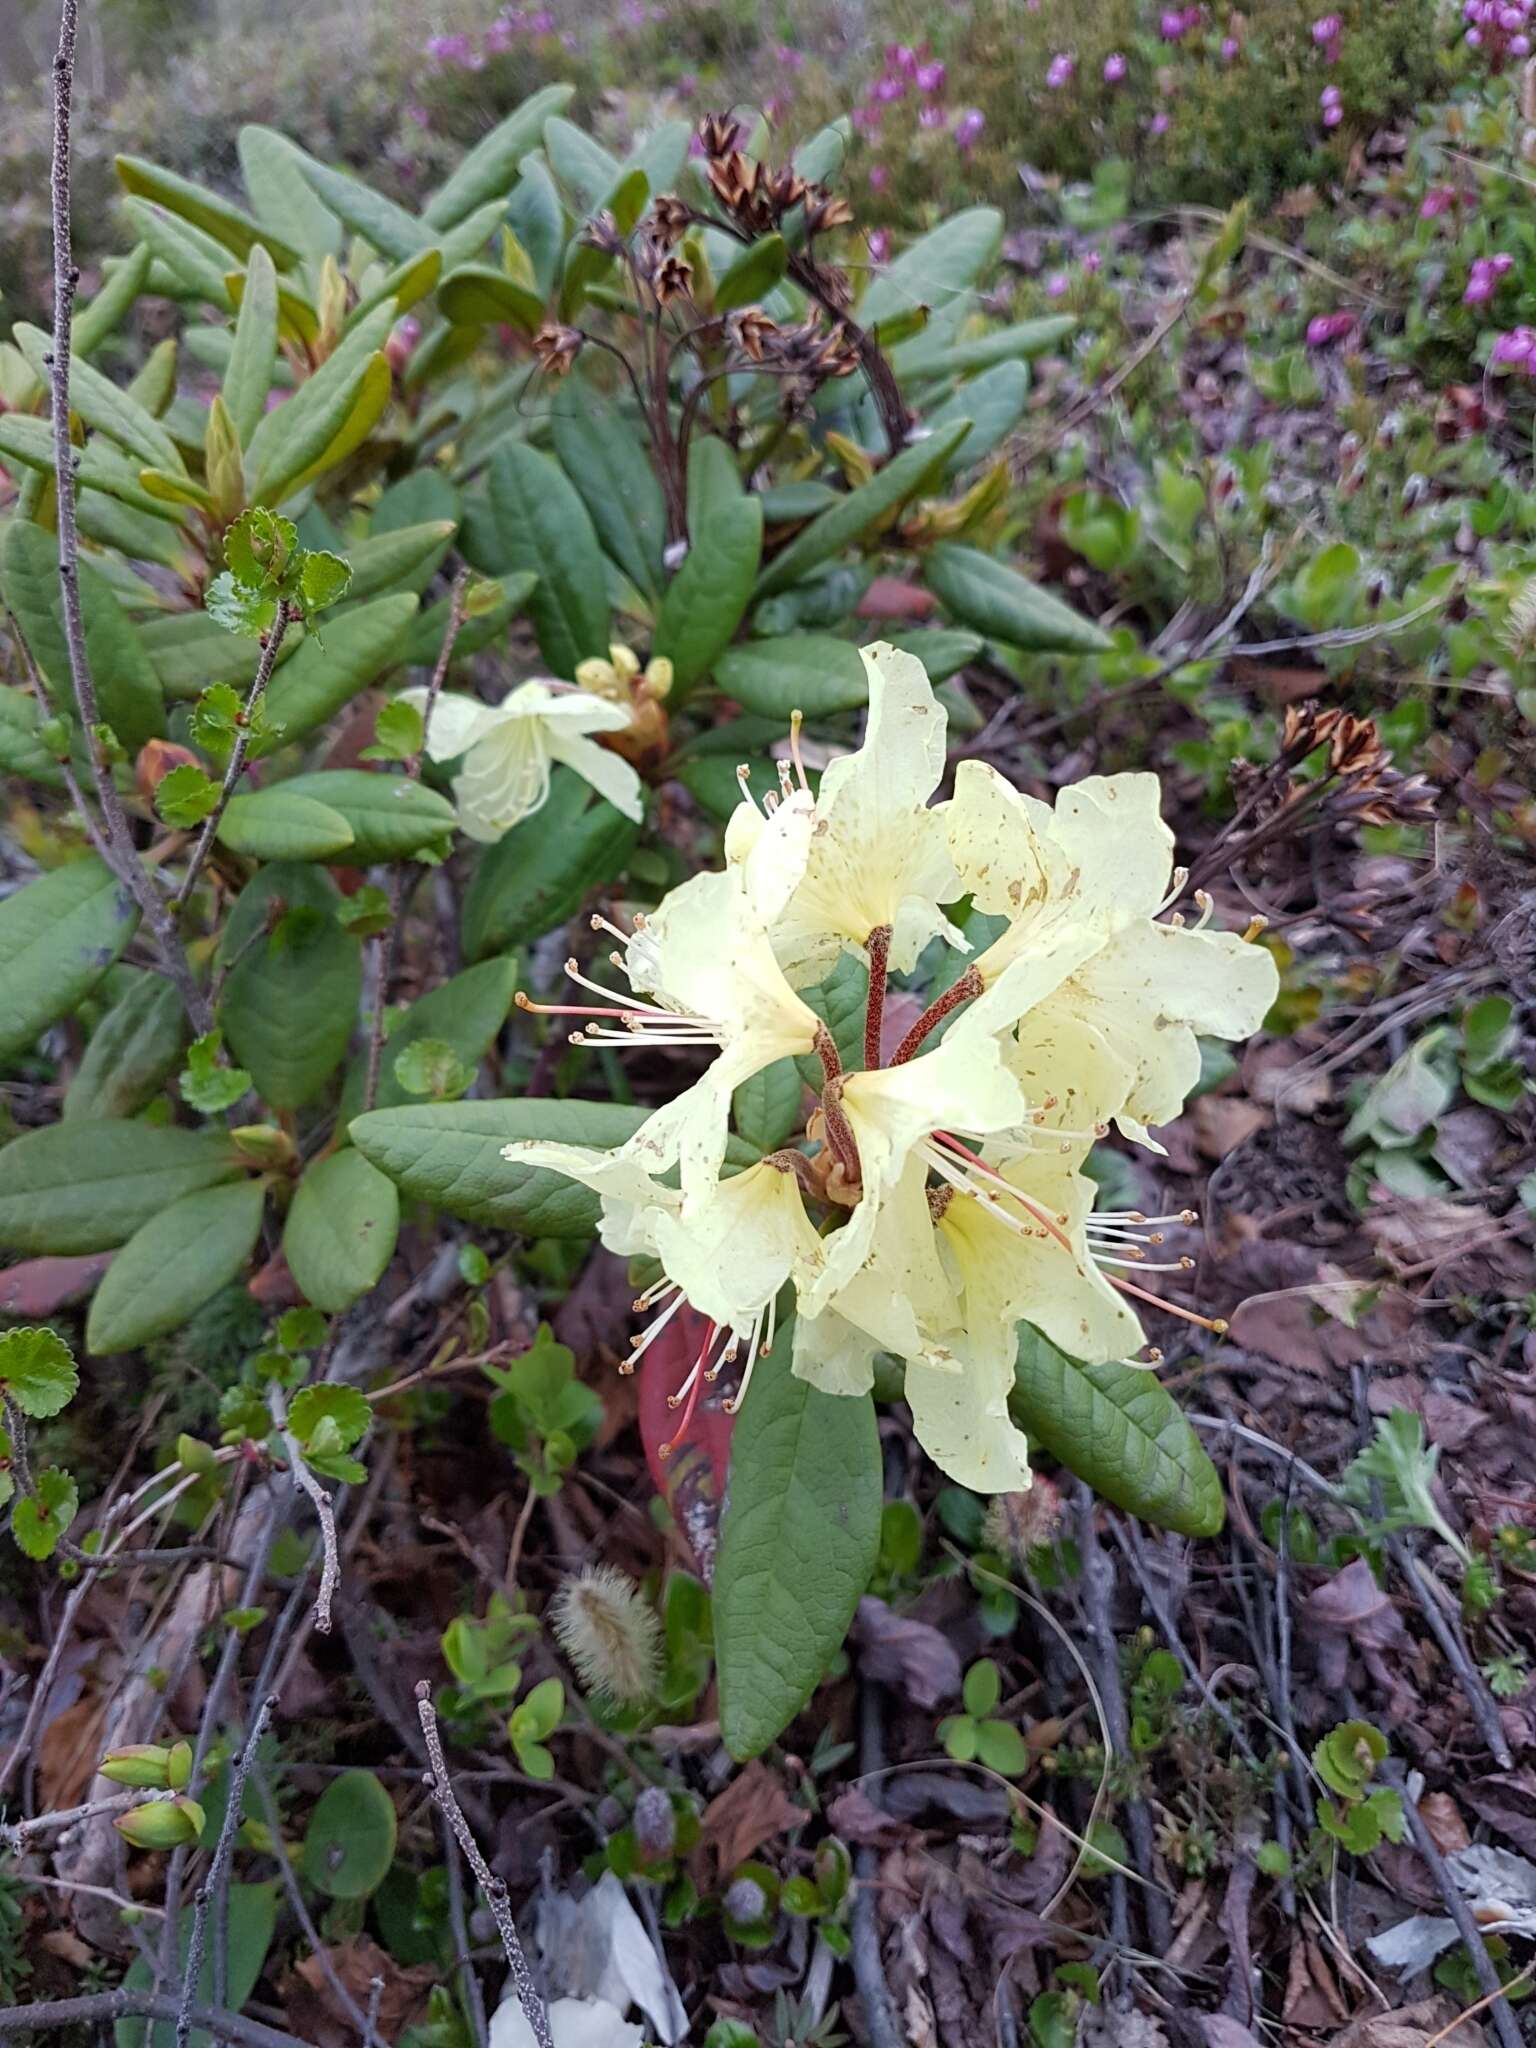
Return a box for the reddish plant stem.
[863,923,892,1070]
[889,965,981,1066]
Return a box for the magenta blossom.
[1320,83,1343,127]
[425,31,475,62]
[869,164,889,192]
[954,107,986,149]
[1149,109,1171,135]
[919,104,946,128]
[868,228,891,262]
[1492,325,1536,367]
[1306,311,1355,348]
[916,59,946,92]
[1084,249,1102,273]
[1160,8,1187,36]
[1420,185,1458,219]
[1220,34,1240,58]
[1103,50,1128,82]
[1046,51,1075,87]
[873,72,906,101]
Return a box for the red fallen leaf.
[247,1249,303,1308]
[856,576,937,622]
[638,1305,734,1578]
[0,1254,112,1317]
[135,738,202,806]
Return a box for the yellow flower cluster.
[507,645,1277,1491]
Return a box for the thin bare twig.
[44,0,211,1036]
[270,1389,339,1633]
[178,1695,277,2048]
[1389,1538,1513,1771]
[249,1761,372,2041]
[174,612,292,913]
[0,1992,308,2048]
[415,1681,553,2048]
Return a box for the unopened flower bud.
[633,1785,677,1861]
[725,1877,769,1924]
[100,1745,173,1789]
[115,1796,206,1850]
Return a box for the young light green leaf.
[282,1152,400,1315]
[393,1038,472,1102]
[298,550,353,614]
[154,763,221,829]
[12,1467,80,1561]
[361,698,423,763]
[179,1029,252,1116]
[0,1326,79,1420]
[288,1384,372,1453]
[225,506,298,587]
[206,572,278,640]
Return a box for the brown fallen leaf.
[697,1759,804,1877]
[1283,1932,1349,2029]
[1419,1792,1471,1858]
[284,1936,434,2048]
[1326,1995,1488,2048]
[825,1785,905,1847]
[852,1596,962,1709]
[0,1254,112,1317]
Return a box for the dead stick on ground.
[177,1694,277,2048]
[416,1681,553,2048]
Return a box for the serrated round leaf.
[0,1326,79,1419]
[349,1099,649,1237]
[287,1384,372,1452]
[1009,1329,1224,1538]
[283,1150,399,1313]
[925,543,1112,654]
[86,1179,266,1354]
[715,1320,882,1760]
[0,858,141,1067]
[12,1468,80,1560]
[461,766,640,960]
[274,772,456,861]
[301,1770,398,1899]
[714,635,869,718]
[217,789,355,861]
[0,1121,241,1255]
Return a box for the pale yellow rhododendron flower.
[499,641,1279,1491]
[397,678,643,842]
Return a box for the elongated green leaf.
[283,1149,400,1313]
[118,198,236,313]
[892,315,1076,384]
[140,611,264,699]
[925,543,1112,654]
[400,571,535,668]
[1,522,166,751]
[0,684,66,789]
[217,789,356,861]
[346,518,458,603]
[341,957,519,1120]
[0,1121,240,1255]
[348,247,442,333]
[350,1099,649,1236]
[296,152,431,262]
[255,593,420,753]
[792,120,849,187]
[732,1059,804,1156]
[224,243,279,445]
[115,156,302,270]
[482,442,609,676]
[0,413,180,520]
[507,154,564,299]
[244,304,395,506]
[551,395,665,603]
[627,118,691,202]
[716,232,788,312]
[882,628,983,681]
[118,1884,277,2048]
[220,867,362,1109]
[13,321,183,474]
[0,859,140,1066]
[715,634,867,717]
[1010,1328,1224,1537]
[860,206,1003,328]
[424,83,576,230]
[557,167,647,318]
[755,422,970,598]
[238,125,342,270]
[437,198,515,275]
[715,1320,882,1759]
[64,973,184,1122]
[281,352,391,501]
[75,242,154,359]
[462,766,641,959]
[437,265,545,332]
[927,361,1029,476]
[78,489,197,573]
[275,771,456,861]
[655,497,761,689]
[87,1179,266,1354]
[542,116,620,212]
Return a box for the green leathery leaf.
[0,858,141,1067]
[436,198,517,275]
[860,206,1003,328]
[891,315,1076,384]
[655,495,762,688]
[224,243,279,445]
[0,415,183,521]
[13,321,183,474]
[238,125,342,270]
[881,628,983,681]
[87,1178,266,1353]
[139,612,264,700]
[116,1883,277,2048]
[118,199,236,313]
[283,1150,399,1314]
[216,789,356,862]
[423,83,576,230]
[507,155,564,300]
[299,1771,398,1899]
[715,1319,882,1759]
[399,571,534,667]
[1009,1328,1224,1537]
[244,304,395,505]
[732,1059,804,1156]
[219,867,362,1109]
[350,1099,649,1237]
[924,543,1113,654]
[542,116,621,213]
[715,634,868,717]
[64,973,185,1122]
[254,594,420,753]
[340,956,519,1120]
[551,393,665,603]
[461,767,640,959]
[272,771,456,861]
[344,520,456,604]
[481,442,609,677]
[0,684,66,789]
[293,152,432,263]
[926,361,1029,476]
[114,156,301,269]
[347,246,442,331]
[715,232,788,312]
[0,1121,239,1255]
[437,265,545,332]
[754,422,970,598]
[1,520,166,751]
[75,242,154,358]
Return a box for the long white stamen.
[620,1288,688,1372]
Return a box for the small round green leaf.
[300,1769,398,1898]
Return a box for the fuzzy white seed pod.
[550,1566,662,1705]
